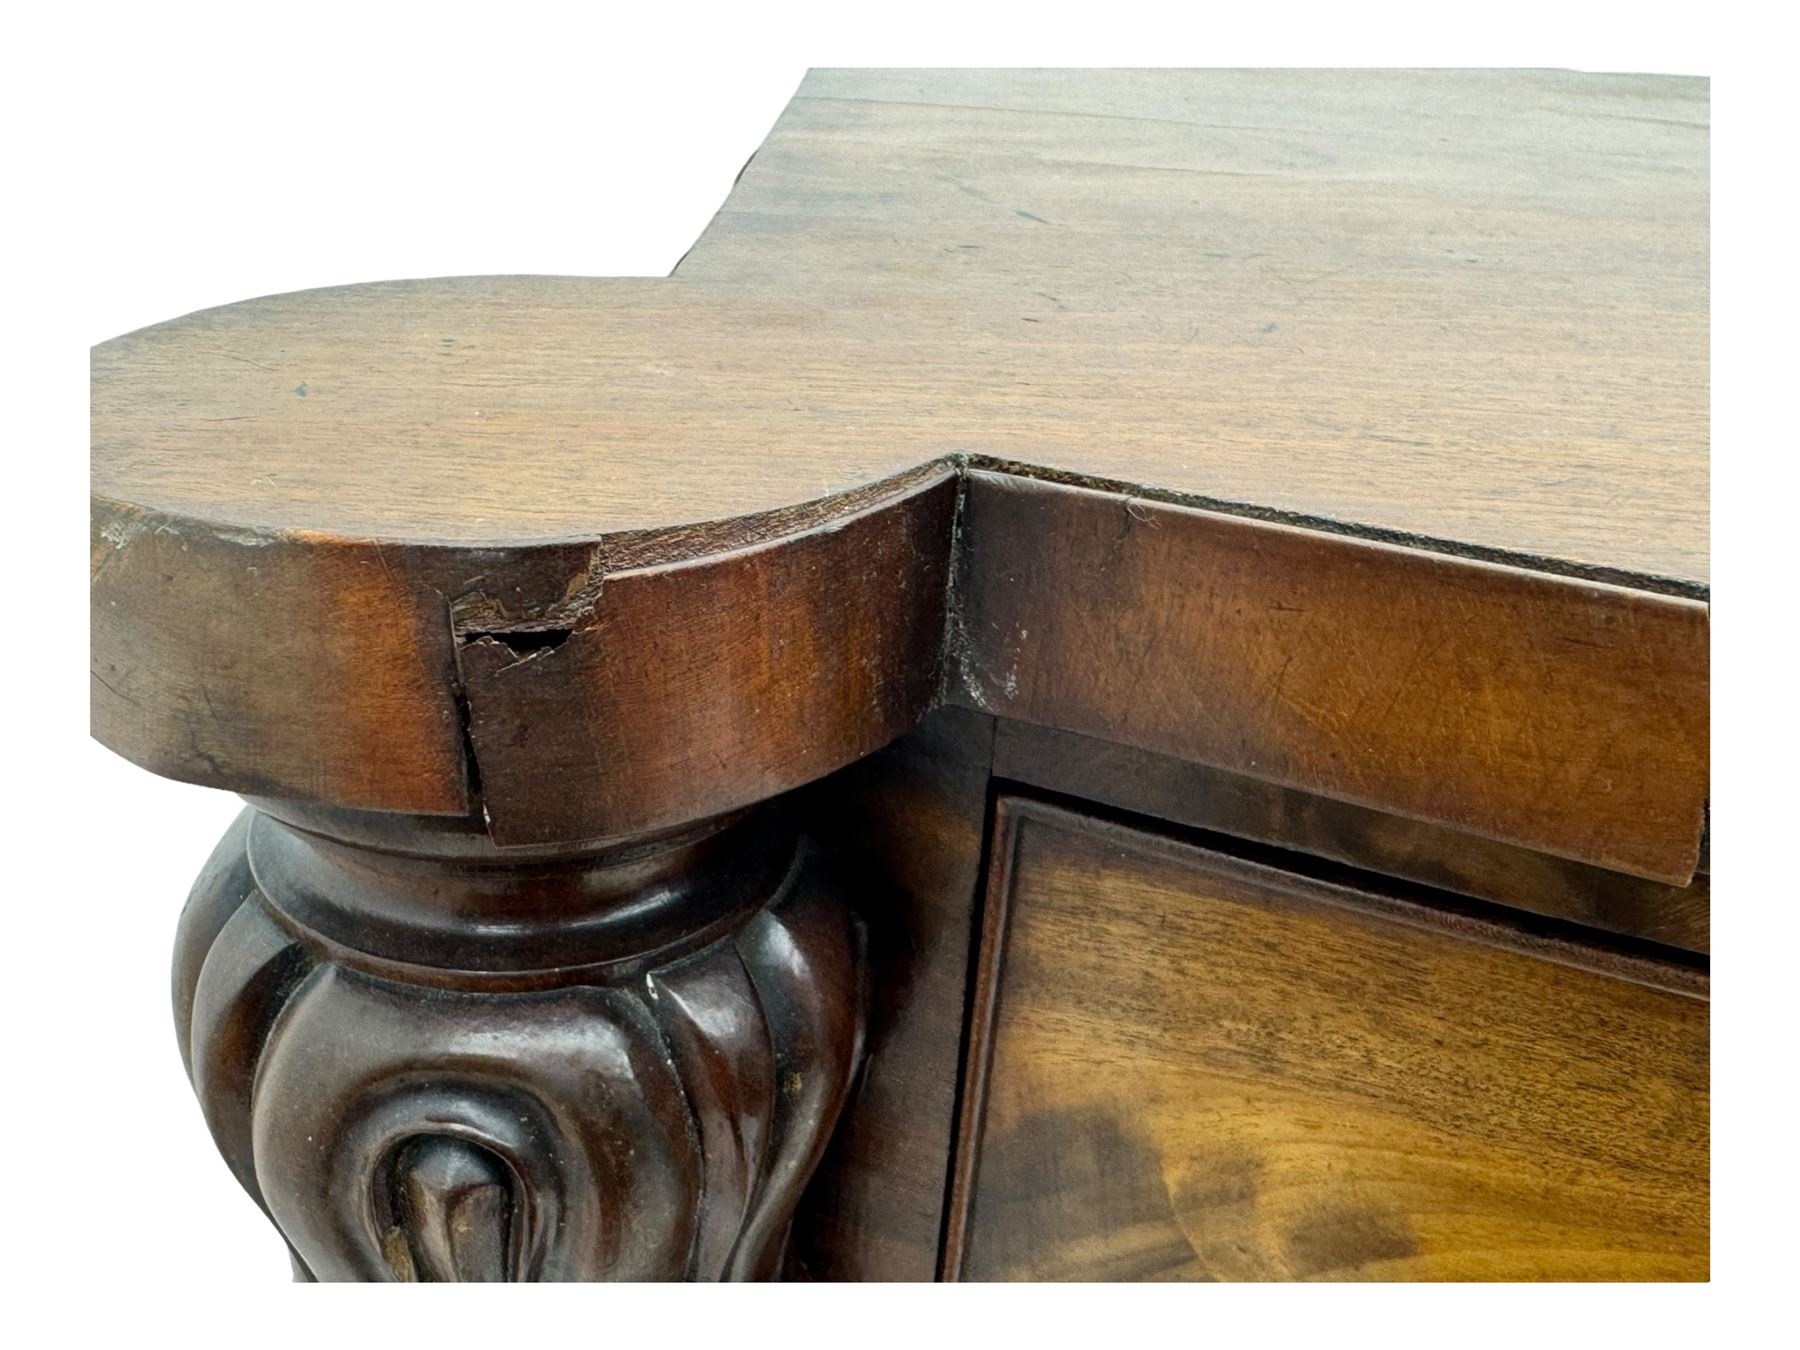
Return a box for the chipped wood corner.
[91,68,1708,1286]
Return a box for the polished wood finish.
[95,70,1710,1282]
[455,470,954,845]
[92,467,956,841]
[947,798,1707,1281]
[688,70,1708,591]
[175,804,863,1281]
[92,70,1708,882]
[784,707,997,1280]
[956,472,1707,882]
[97,71,1707,585]
[991,705,1709,954]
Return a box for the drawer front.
[947,799,1708,1281]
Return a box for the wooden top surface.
[94,69,1709,591]
[92,70,1710,884]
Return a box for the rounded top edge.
[92,274,954,550]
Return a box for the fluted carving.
[173,804,863,1282]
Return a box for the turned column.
[172,800,863,1281]
[93,278,962,1280]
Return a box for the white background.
[6,1,1788,1343]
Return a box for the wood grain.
[101,71,1713,1285]
[97,71,1708,587]
[457,470,956,845]
[784,707,998,1280]
[956,473,1708,883]
[92,70,1709,877]
[698,69,1709,591]
[991,721,1709,954]
[93,468,957,839]
[948,798,1707,1281]
[91,500,470,814]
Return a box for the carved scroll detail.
[173,807,864,1282]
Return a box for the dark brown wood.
[91,72,1709,884]
[94,466,957,841]
[954,472,1707,883]
[96,72,1708,587]
[991,721,1709,954]
[946,798,1708,1281]
[95,452,1708,882]
[97,70,1710,1284]
[783,707,997,1280]
[92,503,470,814]
[689,71,1708,591]
[174,803,863,1281]
[459,469,955,845]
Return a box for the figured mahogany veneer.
[92,70,1709,1281]
[946,799,1707,1281]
